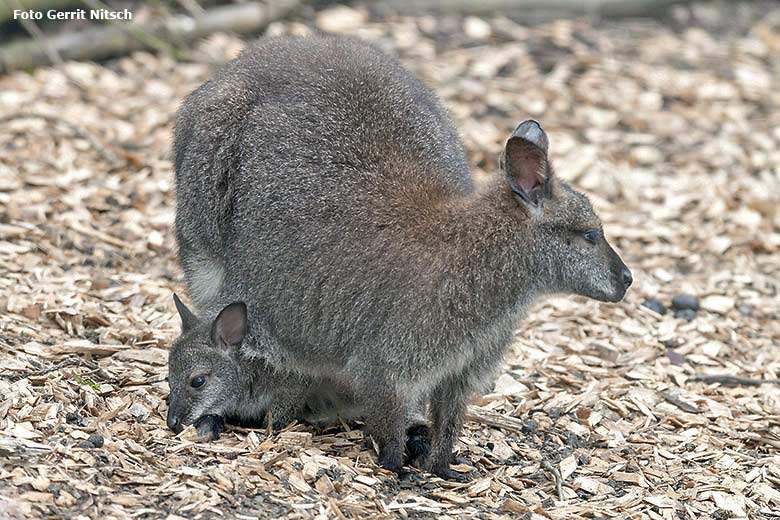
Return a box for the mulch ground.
[1,2,779,519]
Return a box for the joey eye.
[581,229,600,244]
[190,375,207,388]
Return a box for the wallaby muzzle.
[606,245,632,302]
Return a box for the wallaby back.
[174,36,472,309]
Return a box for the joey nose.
[167,412,182,433]
[621,268,633,289]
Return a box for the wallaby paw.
[270,414,298,431]
[397,468,425,484]
[194,414,225,441]
[404,424,431,466]
[431,465,472,483]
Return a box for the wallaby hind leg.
[427,379,470,481]
[428,345,505,480]
[403,394,430,466]
[359,385,407,473]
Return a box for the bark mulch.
[1,2,779,519]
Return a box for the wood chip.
[574,477,614,495]
[2,5,779,518]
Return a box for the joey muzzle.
[167,402,184,433]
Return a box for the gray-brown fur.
[167,296,432,463]
[173,35,631,478]
[166,295,310,437]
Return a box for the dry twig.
[0,0,303,72]
[466,406,529,434]
[688,375,780,387]
[541,459,565,501]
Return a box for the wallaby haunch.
[173,35,632,479]
[167,295,432,463]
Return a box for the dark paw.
[431,465,472,482]
[397,468,428,487]
[270,421,287,431]
[404,424,431,466]
[194,415,225,441]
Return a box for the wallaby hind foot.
[360,386,407,473]
[430,465,472,483]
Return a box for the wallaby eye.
[581,229,600,244]
[190,375,207,388]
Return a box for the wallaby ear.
[210,302,248,351]
[503,120,551,207]
[173,293,198,332]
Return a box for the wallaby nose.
[621,268,633,289]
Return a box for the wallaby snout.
[566,236,633,304]
[604,244,632,302]
[621,267,633,289]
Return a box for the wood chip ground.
[1,2,779,519]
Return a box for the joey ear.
[503,120,551,206]
[173,293,198,332]
[211,302,247,351]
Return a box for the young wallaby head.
[501,120,632,302]
[166,294,248,433]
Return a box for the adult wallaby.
[173,35,632,479]
[167,295,432,463]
